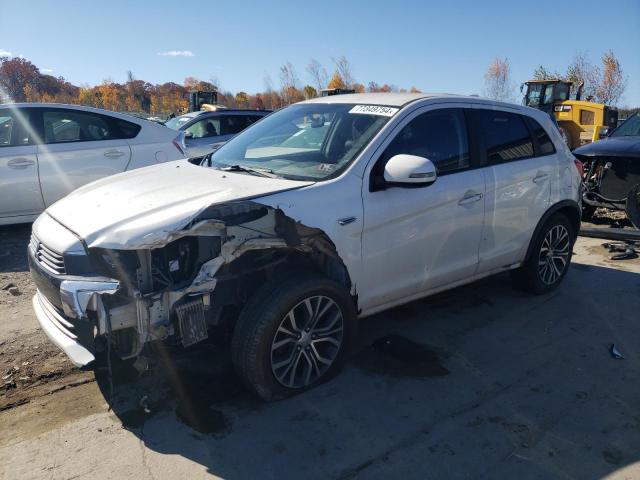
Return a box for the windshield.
[165,115,194,130]
[610,113,640,137]
[209,103,395,181]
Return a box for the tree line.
[0,55,421,117]
[1,52,633,118]
[483,50,629,107]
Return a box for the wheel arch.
[524,200,581,261]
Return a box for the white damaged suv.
[29,93,581,400]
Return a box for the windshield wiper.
[220,164,280,178]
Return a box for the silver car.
[165,109,270,158]
[0,103,186,225]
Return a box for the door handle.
[458,191,483,206]
[7,157,35,169]
[533,172,549,183]
[104,150,125,159]
[338,216,357,226]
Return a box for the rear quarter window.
[525,117,556,156]
[476,110,534,164]
[115,119,141,139]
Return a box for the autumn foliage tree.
[531,50,627,105]
[0,54,437,116]
[484,57,514,102]
[596,50,626,105]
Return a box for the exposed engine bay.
[577,154,640,228]
[51,201,353,363]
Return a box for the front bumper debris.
[32,291,95,367]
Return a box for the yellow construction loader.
[522,79,618,150]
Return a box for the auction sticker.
[349,105,399,117]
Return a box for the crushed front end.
[29,201,350,367]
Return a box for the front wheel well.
[210,245,354,322]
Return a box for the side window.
[185,118,220,139]
[116,119,141,139]
[221,115,249,135]
[43,110,117,144]
[525,117,556,156]
[0,113,14,146]
[382,108,470,175]
[245,115,263,128]
[476,110,534,164]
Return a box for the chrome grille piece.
[30,234,66,275]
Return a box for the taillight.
[574,159,584,178]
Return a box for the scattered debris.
[7,286,21,296]
[603,241,640,260]
[610,344,624,359]
[1,283,16,291]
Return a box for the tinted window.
[476,110,534,164]
[221,115,252,135]
[116,119,141,139]
[526,117,555,156]
[43,110,119,143]
[383,109,470,174]
[0,114,13,146]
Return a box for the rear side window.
[221,115,253,135]
[525,117,555,156]
[382,108,470,174]
[476,110,534,164]
[42,109,139,144]
[116,119,141,139]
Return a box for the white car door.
[359,106,486,313]
[36,108,131,207]
[0,108,44,221]
[470,107,553,272]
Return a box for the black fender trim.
[523,200,581,261]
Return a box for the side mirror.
[598,127,610,139]
[184,131,194,139]
[383,154,437,187]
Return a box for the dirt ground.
[1,213,639,480]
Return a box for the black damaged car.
[574,113,640,227]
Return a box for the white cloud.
[157,50,194,57]
[41,68,54,73]
[0,49,12,57]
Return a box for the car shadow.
[0,225,31,274]
[96,261,640,480]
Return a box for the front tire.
[514,213,575,294]
[231,273,356,401]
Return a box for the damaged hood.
[574,136,640,158]
[46,161,313,249]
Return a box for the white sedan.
[0,103,186,225]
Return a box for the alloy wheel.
[538,224,570,285]
[270,295,344,389]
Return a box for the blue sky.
[1,0,639,105]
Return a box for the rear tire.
[513,213,575,294]
[231,273,356,401]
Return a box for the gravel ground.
[1,214,639,479]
